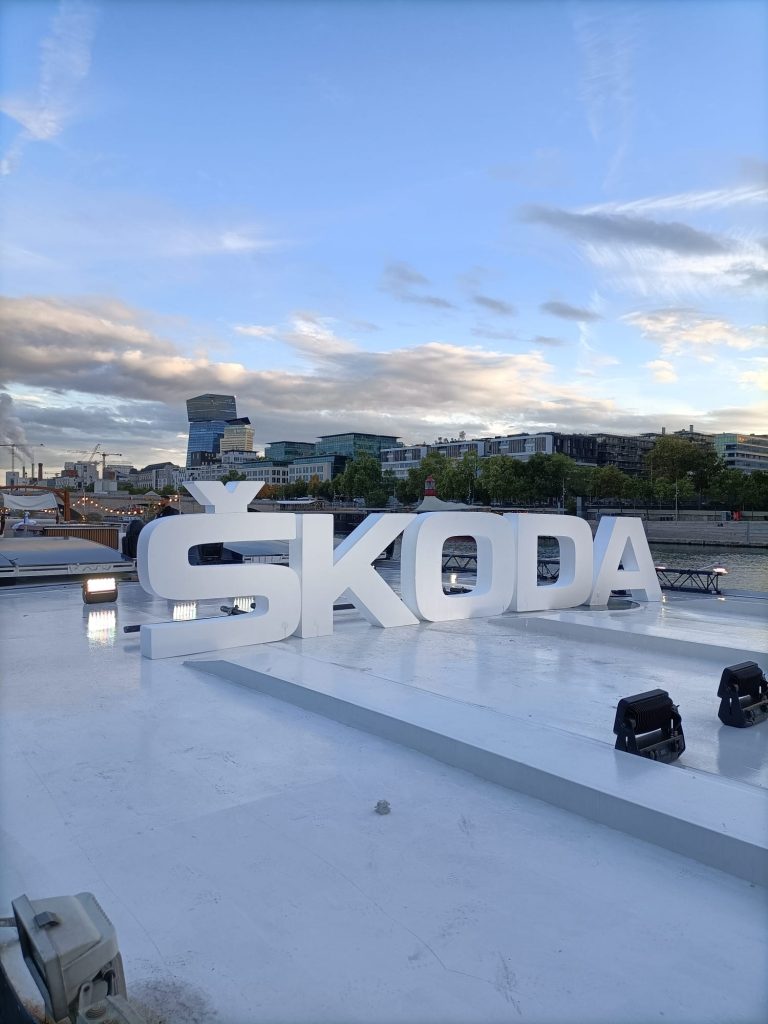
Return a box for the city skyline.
[1,0,766,472]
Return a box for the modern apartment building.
[713,433,768,473]
[594,433,656,476]
[380,444,430,480]
[381,432,600,479]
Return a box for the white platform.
[1,581,767,1023]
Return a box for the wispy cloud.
[470,326,519,341]
[1,1,98,175]
[584,184,768,216]
[233,324,278,339]
[1,187,282,270]
[540,300,601,322]
[523,202,768,297]
[381,262,455,309]
[572,5,637,188]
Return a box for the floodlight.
[613,689,685,763]
[717,662,768,728]
[11,892,128,1024]
[82,577,118,605]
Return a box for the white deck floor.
[1,581,767,1024]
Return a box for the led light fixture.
[11,892,129,1023]
[717,661,768,728]
[613,689,685,763]
[82,576,118,605]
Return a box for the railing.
[42,524,120,550]
[441,552,724,593]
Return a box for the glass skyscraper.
[186,394,237,467]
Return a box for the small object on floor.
[374,799,391,815]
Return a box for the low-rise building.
[265,440,316,461]
[316,432,400,459]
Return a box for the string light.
[72,492,180,516]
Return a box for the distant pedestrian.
[155,497,180,519]
[0,508,6,535]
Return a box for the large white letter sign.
[505,513,593,613]
[137,480,300,658]
[590,516,662,606]
[290,513,418,638]
[400,512,515,621]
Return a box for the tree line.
[252,436,767,513]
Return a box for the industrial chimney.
[38,462,43,482]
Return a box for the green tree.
[478,455,529,504]
[645,436,700,483]
[592,465,629,501]
[334,452,385,506]
[221,469,246,483]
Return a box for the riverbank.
[638,519,768,548]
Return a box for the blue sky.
[1,0,766,472]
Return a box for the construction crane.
[67,444,124,479]
[98,451,123,479]
[1,442,45,473]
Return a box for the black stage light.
[82,576,118,605]
[717,662,768,728]
[613,689,685,763]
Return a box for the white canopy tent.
[1,493,60,512]
[414,496,470,512]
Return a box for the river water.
[648,544,768,593]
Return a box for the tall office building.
[186,394,237,467]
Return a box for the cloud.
[472,295,517,316]
[523,205,727,256]
[572,6,637,187]
[522,201,768,297]
[4,295,764,470]
[0,293,627,460]
[645,359,678,384]
[530,336,566,348]
[540,300,601,322]
[584,184,768,216]
[624,308,767,357]
[738,358,768,392]
[233,324,278,339]
[381,262,455,309]
[1,1,98,175]
[1,187,282,276]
